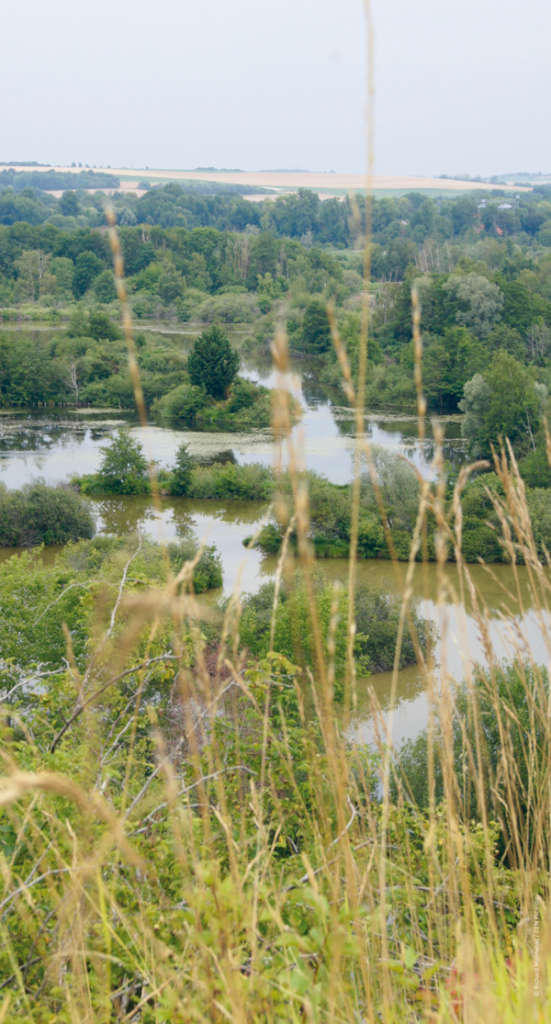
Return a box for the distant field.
[1,165,533,197]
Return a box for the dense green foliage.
[4,181,551,255]
[96,429,150,494]
[395,662,548,843]
[0,167,119,196]
[169,441,194,495]
[239,576,432,680]
[250,457,551,564]
[152,375,274,430]
[0,325,188,408]
[459,351,547,457]
[183,460,274,500]
[3,187,551,439]
[187,324,240,398]
[0,534,221,669]
[0,321,275,427]
[4,183,551,484]
[0,482,95,546]
[291,298,332,353]
[74,435,551,565]
[77,437,275,500]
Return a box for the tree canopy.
[187,325,239,400]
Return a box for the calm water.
[0,324,540,746]
[0,326,466,489]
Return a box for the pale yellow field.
[4,165,533,195]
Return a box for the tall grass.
[2,80,551,1024]
[1,330,551,1023]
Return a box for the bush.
[170,442,194,496]
[96,429,150,494]
[0,549,91,665]
[152,383,209,427]
[354,585,432,673]
[187,461,274,500]
[196,293,258,324]
[519,442,551,489]
[526,487,551,559]
[88,308,122,341]
[0,483,95,546]
[252,452,422,562]
[227,377,263,411]
[238,573,433,686]
[394,662,548,844]
[61,534,223,597]
[153,378,273,432]
[167,539,222,592]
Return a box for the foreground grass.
[1,441,551,1022]
[2,222,551,1022]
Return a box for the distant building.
[498,202,513,210]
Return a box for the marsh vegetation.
[1,183,551,1021]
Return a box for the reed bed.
[1,203,551,1024]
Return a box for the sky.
[1,0,550,177]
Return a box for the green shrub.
[461,520,503,562]
[0,549,91,665]
[188,461,274,501]
[354,585,432,674]
[88,308,121,341]
[196,293,258,324]
[167,539,222,592]
[238,573,432,685]
[96,429,150,494]
[152,383,209,427]
[227,377,264,412]
[92,270,117,304]
[193,390,272,431]
[519,443,551,489]
[0,483,95,547]
[153,378,273,432]
[526,487,551,559]
[170,442,194,496]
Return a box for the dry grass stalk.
[3,22,551,1024]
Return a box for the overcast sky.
[1,0,550,177]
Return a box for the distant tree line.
[3,183,551,280]
[0,168,120,191]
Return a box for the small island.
[151,324,280,431]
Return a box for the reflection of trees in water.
[333,411,356,437]
[262,555,546,623]
[0,424,78,452]
[361,662,426,712]
[89,494,266,539]
[331,412,469,472]
[91,497,159,536]
[300,374,338,406]
[169,504,197,538]
[0,415,129,454]
[89,428,117,443]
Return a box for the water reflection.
[0,327,469,487]
[255,558,551,747]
